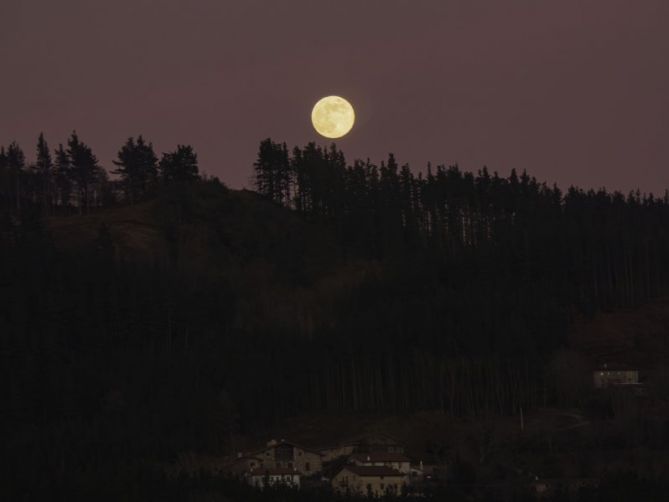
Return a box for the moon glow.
[311,96,355,139]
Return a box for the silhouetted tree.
[33,133,54,213]
[113,135,158,202]
[253,138,290,204]
[66,131,102,212]
[54,143,72,209]
[159,145,199,183]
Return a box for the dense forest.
[2,133,669,499]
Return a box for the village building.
[250,439,322,475]
[248,467,300,489]
[332,465,406,497]
[349,452,412,475]
[593,363,640,388]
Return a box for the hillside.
[44,183,361,339]
[44,182,669,372]
[4,179,669,500]
[47,184,337,278]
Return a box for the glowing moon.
[311,96,355,139]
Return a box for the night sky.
[2,0,668,193]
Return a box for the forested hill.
[3,136,669,496]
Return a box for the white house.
[248,467,300,489]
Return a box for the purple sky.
[1,0,668,193]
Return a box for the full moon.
[311,96,355,139]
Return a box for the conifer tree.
[113,135,158,202]
[34,133,53,213]
[159,145,199,183]
[54,144,72,209]
[67,132,101,212]
[253,138,290,205]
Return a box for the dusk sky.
[2,0,668,193]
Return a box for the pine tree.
[253,139,290,205]
[112,135,158,202]
[34,133,54,213]
[54,144,72,209]
[291,146,308,213]
[67,132,101,212]
[159,145,199,183]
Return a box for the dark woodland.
[2,134,669,500]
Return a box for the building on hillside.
[332,465,406,497]
[248,467,300,489]
[350,452,411,475]
[593,363,640,388]
[250,439,322,475]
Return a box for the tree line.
[0,132,200,222]
[254,138,669,315]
